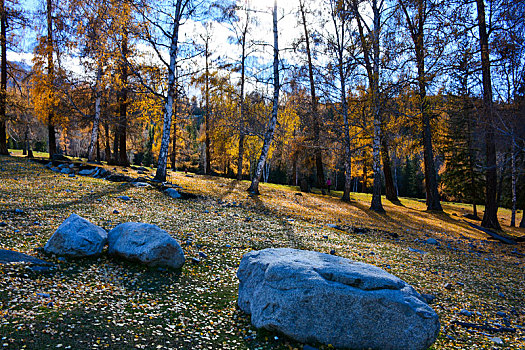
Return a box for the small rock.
[496,311,507,317]
[489,337,503,345]
[426,238,439,245]
[420,294,436,304]
[118,196,131,201]
[0,222,7,227]
[408,247,427,255]
[330,249,336,255]
[25,232,34,236]
[303,346,319,350]
[60,168,70,174]
[191,257,201,265]
[456,282,464,287]
[444,283,454,290]
[36,293,50,298]
[498,292,505,298]
[225,244,231,248]
[198,251,208,259]
[15,209,24,214]
[132,182,150,187]
[113,210,119,214]
[165,188,181,199]
[78,169,95,176]
[459,309,473,317]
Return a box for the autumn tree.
[247,0,280,194]
[349,0,385,212]
[297,0,326,193]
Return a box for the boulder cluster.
[44,214,185,269]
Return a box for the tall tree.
[350,0,384,212]
[326,0,353,201]
[475,0,500,229]
[46,0,57,157]
[0,0,8,155]
[299,0,325,193]
[154,0,189,182]
[247,0,280,194]
[397,0,445,211]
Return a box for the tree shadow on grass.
[0,183,131,215]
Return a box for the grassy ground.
[0,155,524,349]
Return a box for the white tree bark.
[87,66,103,162]
[247,0,279,194]
[155,0,183,182]
[511,134,517,226]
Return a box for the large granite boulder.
[44,214,108,257]
[237,248,440,350]
[108,223,185,268]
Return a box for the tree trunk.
[237,18,248,181]
[96,136,100,162]
[23,127,29,156]
[476,0,500,230]
[88,66,103,162]
[118,36,129,167]
[112,124,119,164]
[237,133,244,180]
[0,0,8,156]
[510,137,516,226]
[299,0,325,194]
[369,0,384,213]
[154,0,183,182]
[170,77,178,171]
[104,122,111,162]
[341,73,351,202]
[381,137,398,202]
[46,0,57,158]
[204,37,211,175]
[247,0,279,194]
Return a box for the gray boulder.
[79,169,95,176]
[165,188,181,199]
[237,248,439,350]
[44,214,108,257]
[108,223,185,268]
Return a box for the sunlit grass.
[0,156,524,349]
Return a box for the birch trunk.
[154,0,183,182]
[0,0,8,155]
[247,0,279,194]
[510,137,516,226]
[88,66,103,162]
[369,0,384,212]
[204,37,211,175]
[46,0,57,158]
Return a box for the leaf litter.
[0,157,524,349]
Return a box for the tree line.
[0,0,524,230]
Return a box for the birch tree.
[247,0,280,194]
[349,0,385,212]
[152,0,192,182]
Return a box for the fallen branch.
[464,221,517,245]
[451,321,516,333]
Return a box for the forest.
[0,0,524,231]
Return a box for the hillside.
[0,155,524,349]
